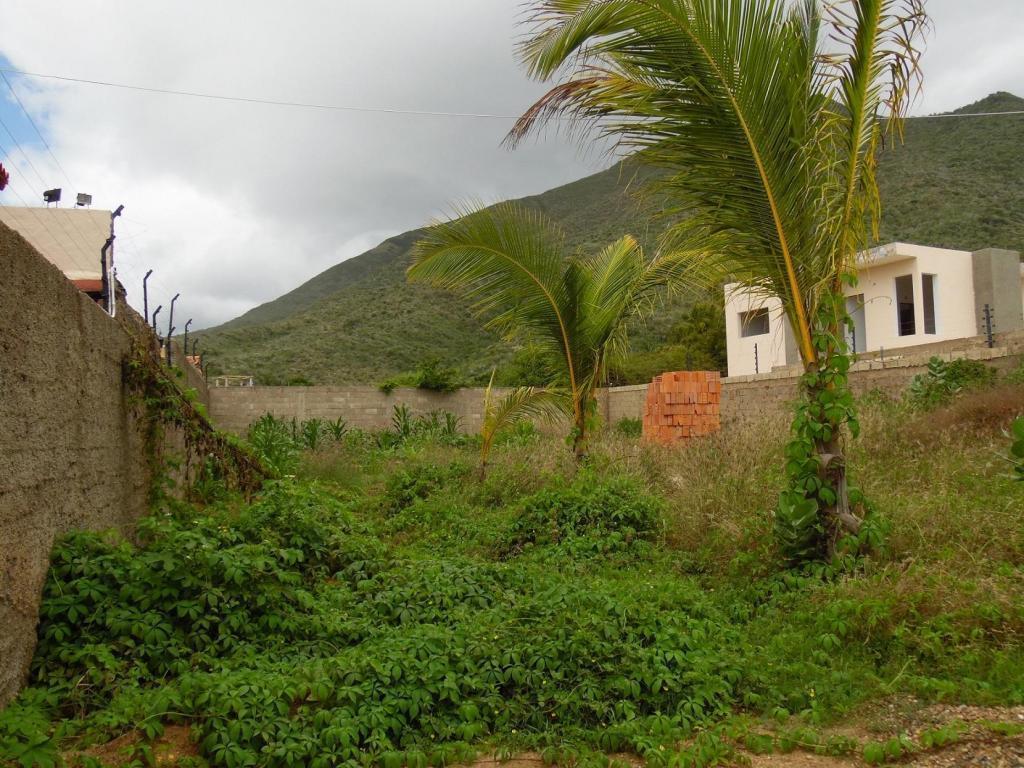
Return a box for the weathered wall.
[719,332,1023,422]
[209,330,1024,435]
[972,249,1024,335]
[0,221,209,707]
[209,385,514,436]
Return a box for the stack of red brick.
[642,371,721,444]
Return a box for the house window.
[922,274,937,334]
[739,308,770,337]
[895,274,916,336]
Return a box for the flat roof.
[859,241,971,268]
[0,207,110,280]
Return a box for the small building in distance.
[724,243,1024,377]
[0,207,111,299]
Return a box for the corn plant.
[301,418,325,451]
[246,413,299,476]
[326,417,349,443]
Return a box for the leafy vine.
[121,323,265,500]
[775,288,884,565]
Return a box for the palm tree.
[409,202,663,459]
[478,370,568,478]
[508,0,928,560]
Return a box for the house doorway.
[845,294,866,353]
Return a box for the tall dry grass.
[584,394,1023,575]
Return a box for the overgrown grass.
[2,381,1022,768]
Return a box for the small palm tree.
[509,0,928,560]
[409,202,665,459]
[478,371,568,478]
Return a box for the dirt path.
[744,702,1024,767]
[67,702,1024,767]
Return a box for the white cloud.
[0,0,1020,329]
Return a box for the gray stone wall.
[0,221,209,707]
[208,385,515,436]
[719,333,1023,422]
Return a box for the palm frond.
[511,0,929,369]
[409,202,582,401]
[483,386,570,439]
[511,0,822,364]
[819,0,929,279]
[479,372,570,472]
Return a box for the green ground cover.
[2,375,1023,768]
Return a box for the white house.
[724,243,1024,377]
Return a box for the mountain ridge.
[197,92,1024,385]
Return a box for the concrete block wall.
[718,333,1024,423]
[599,384,647,427]
[209,385,515,437]
[208,331,1023,438]
[0,221,210,707]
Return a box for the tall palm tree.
[508,0,928,560]
[409,202,663,459]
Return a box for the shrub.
[380,461,471,515]
[494,420,538,447]
[506,473,663,551]
[494,344,558,387]
[1004,360,1024,386]
[906,357,996,410]
[908,383,1024,438]
[30,484,384,710]
[414,357,461,393]
[380,358,463,394]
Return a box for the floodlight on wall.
[76,193,93,207]
[43,188,62,205]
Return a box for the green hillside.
[197,93,1024,385]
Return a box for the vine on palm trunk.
[777,290,884,563]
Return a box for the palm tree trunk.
[572,409,589,461]
[813,418,863,559]
[804,333,863,559]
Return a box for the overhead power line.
[0,71,100,255]
[0,67,527,120]
[2,66,1023,120]
[1,72,82,185]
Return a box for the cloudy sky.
[1,1,1022,330]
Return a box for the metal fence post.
[166,327,175,367]
[983,304,995,348]
[143,270,153,325]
